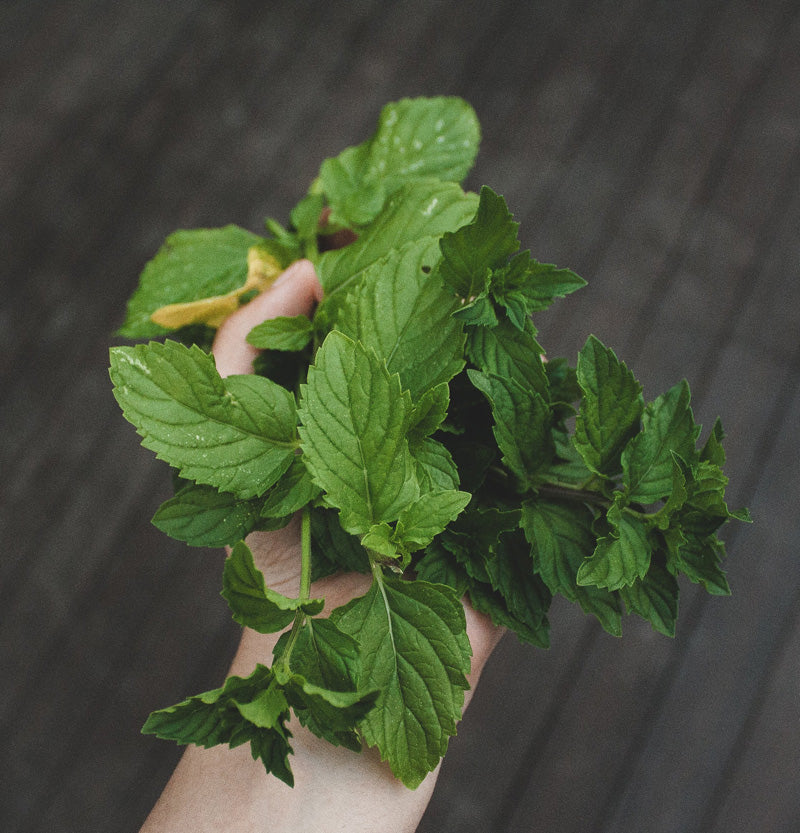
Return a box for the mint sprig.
[111,96,750,788]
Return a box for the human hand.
[141,258,504,833]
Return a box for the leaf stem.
[537,481,611,509]
[276,505,313,671]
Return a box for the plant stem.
[276,505,313,671]
[537,481,611,509]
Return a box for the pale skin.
[140,259,505,833]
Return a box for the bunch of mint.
[110,97,749,788]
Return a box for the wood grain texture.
[2,1,797,831]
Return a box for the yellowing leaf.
[149,246,282,329]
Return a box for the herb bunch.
[110,97,749,788]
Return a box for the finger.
[212,258,323,378]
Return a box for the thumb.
[211,258,323,378]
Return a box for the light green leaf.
[151,483,263,547]
[298,331,419,534]
[119,225,265,338]
[320,97,480,228]
[574,335,643,477]
[437,185,520,301]
[409,383,451,440]
[396,490,472,550]
[221,541,324,633]
[622,380,700,503]
[521,499,622,636]
[330,576,471,788]
[246,315,314,352]
[110,340,297,498]
[409,436,461,492]
[336,237,465,399]
[317,181,479,305]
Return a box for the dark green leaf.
[574,335,643,477]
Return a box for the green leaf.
[151,483,263,548]
[409,436,461,492]
[513,259,586,313]
[110,340,298,498]
[259,456,321,518]
[467,579,550,648]
[246,315,314,352]
[336,237,466,399]
[467,317,548,399]
[437,186,520,301]
[414,542,471,597]
[298,331,419,534]
[317,181,479,305]
[409,383,451,440]
[320,96,480,228]
[622,380,700,503]
[310,507,371,579]
[576,510,652,591]
[119,225,264,338]
[221,541,324,633]
[468,369,554,487]
[330,576,471,788]
[619,562,679,637]
[484,532,551,646]
[396,490,472,550]
[668,532,731,595]
[142,664,294,786]
[521,499,622,636]
[574,335,643,477]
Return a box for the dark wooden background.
[2,0,799,830]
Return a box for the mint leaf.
[246,315,314,352]
[119,226,265,338]
[331,576,471,788]
[622,380,700,503]
[467,317,548,399]
[521,499,622,636]
[320,97,480,228]
[222,541,324,633]
[576,509,652,591]
[574,335,643,478]
[110,341,298,498]
[437,185,520,301]
[668,532,730,595]
[152,483,263,548]
[468,369,554,487]
[396,489,472,550]
[410,436,461,492]
[484,532,551,646]
[337,238,466,399]
[298,332,419,533]
[310,507,371,579]
[259,456,321,519]
[142,664,294,786]
[513,259,586,313]
[317,181,479,306]
[619,562,679,636]
[414,542,471,596]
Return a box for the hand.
[140,259,504,833]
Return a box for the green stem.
[276,505,313,671]
[537,481,612,510]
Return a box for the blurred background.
[2,0,799,830]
